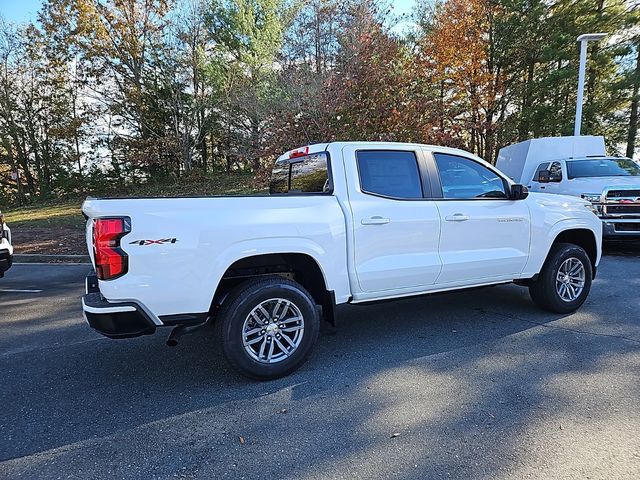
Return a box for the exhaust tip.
[166,319,210,348]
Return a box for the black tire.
[529,243,593,314]
[215,276,320,380]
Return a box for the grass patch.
[2,172,264,255]
[3,172,262,227]
[3,202,84,229]
[112,171,263,198]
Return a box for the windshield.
[566,157,640,179]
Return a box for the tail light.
[93,217,131,280]
[0,214,4,239]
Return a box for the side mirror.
[537,170,551,183]
[510,184,529,200]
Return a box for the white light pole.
[574,33,606,136]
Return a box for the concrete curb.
[14,254,91,264]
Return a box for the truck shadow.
[603,239,640,257]
[1,258,639,478]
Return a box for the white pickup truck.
[497,136,640,238]
[0,211,13,278]
[82,142,602,379]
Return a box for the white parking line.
[0,289,43,293]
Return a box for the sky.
[0,0,418,25]
[0,0,43,24]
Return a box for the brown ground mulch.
[11,226,87,255]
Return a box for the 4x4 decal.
[129,238,178,246]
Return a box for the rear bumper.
[602,219,640,238]
[0,249,12,277]
[81,273,209,339]
[82,292,158,339]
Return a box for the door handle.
[361,216,390,225]
[445,213,469,222]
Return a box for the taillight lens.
[0,214,4,239]
[93,217,130,280]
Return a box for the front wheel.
[529,243,593,314]
[215,276,320,380]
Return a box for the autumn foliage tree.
[418,0,508,161]
[0,0,639,204]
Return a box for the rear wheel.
[529,243,592,314]
[216,276,320,380]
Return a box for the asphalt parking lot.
[1,247,639,480]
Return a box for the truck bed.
[83,195,350,317]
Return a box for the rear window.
[269,152,331,194]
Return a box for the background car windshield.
[566,158,640,179]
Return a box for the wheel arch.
[549,228,598,278]
[210,252,337,325]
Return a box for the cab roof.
[278,141,483,163]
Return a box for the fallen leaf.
[390,432,400,438]
[239,436,245,444]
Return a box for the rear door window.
[356,150,423,199]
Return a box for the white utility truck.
[0,211,12,278]
[497,136,640,238]
[82,142,602,379]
